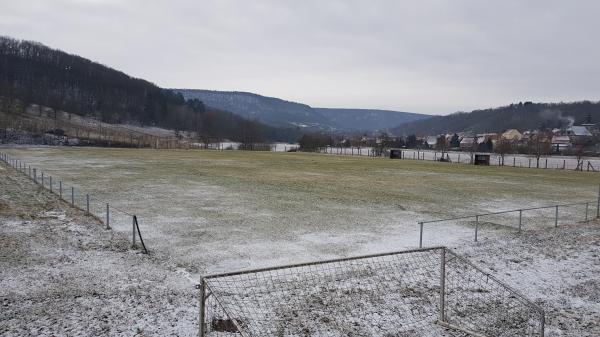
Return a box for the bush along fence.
[317,146,600,172]
[0,152,148,254]
[418,189,600,248]
[199,247,545,337]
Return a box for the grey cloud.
[1,0,599,114]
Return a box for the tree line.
[0,36,300,143]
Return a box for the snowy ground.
[0,165,199,336]
[1,147,599,336]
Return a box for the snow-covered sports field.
[1,146,596,272]
[1,147,599,336]
[0,147,600,275]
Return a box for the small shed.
[389,149,403,159]
[474,154,490,166]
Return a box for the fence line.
[0,151,148,253]
[316,146,600,172]
[418,191,600,248]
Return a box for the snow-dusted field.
[0,164,199,336]
[1,146,599,336]
[1,146,596,273]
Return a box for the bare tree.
[494,139,513,166]
[527,133,552,168]
[567,145,586,171]
[436,135,449,161]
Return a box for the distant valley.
[175,89,429,131]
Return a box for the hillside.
[0,36,300,142]
[315,108,429,131]
[175,89,428,131]
[176,89,333,129]
[391,101,600,136]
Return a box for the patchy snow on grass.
[1,147,599,336]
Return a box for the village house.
[426,136,438,148]
[459,136,476,150]
[566,126,593,145]
[551,135,572,152]
[501,129,523,143]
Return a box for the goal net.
[199,247,544,337]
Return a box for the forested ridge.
[0,36,300,142]
[392,101,600,135]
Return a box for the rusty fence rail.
[0,151,148,253]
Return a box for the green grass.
[2,147,598,272]
[3,147,598,216]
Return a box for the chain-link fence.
[0,151,147,253]
[317,147,600,172]
[200,247,545,337]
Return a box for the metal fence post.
[49,176,52,193]
[71,187,74,205]
[199,279,207,337]
[439,248,446,323]
[555,205,559,227]
[106,203,110,229]
[132,215,137,247]
[475,215,479,242]
[519,210,522,231]
[41,172,44,188]
[419,222,424,248]
[597,185,600,219]
[33,168,37,183]
[86,194,90,214]
[585,203,589,222]
[59,181,62,199]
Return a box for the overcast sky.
[1,0,599,115]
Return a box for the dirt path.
[0,164,198,337]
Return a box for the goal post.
[199,247,544,337]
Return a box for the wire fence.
[200,247,545,337]
[418,196,600,248]
[0,151,148,253]
[317,146,600,172]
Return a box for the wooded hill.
[176,89,429,131]
[0,36,300,143]
[391,101,600,136]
